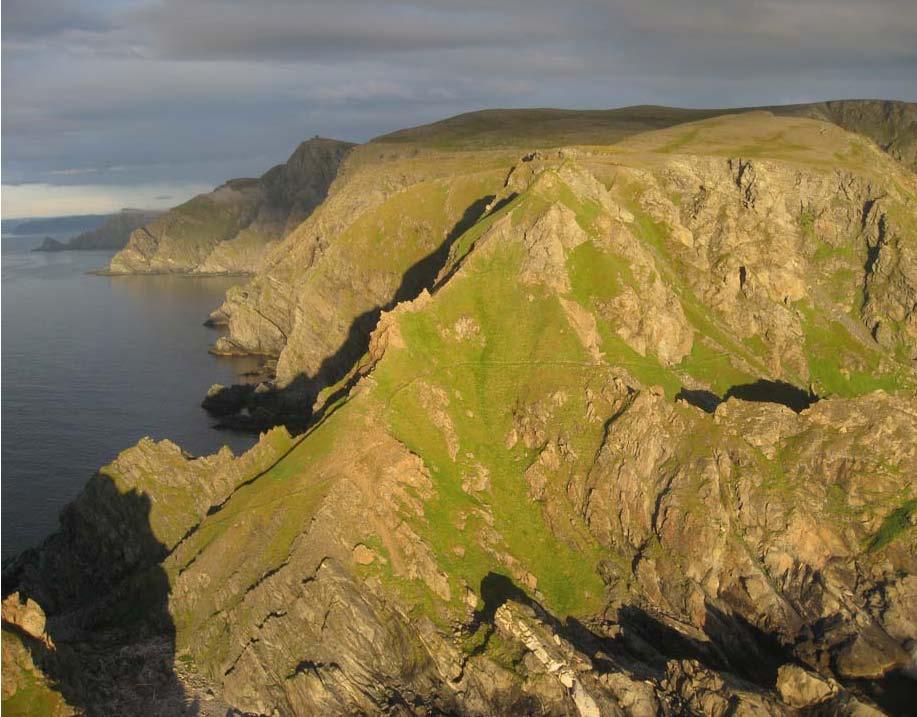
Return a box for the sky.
[3,0,916,218]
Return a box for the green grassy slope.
[373,100,916,165]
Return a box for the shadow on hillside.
[204,193,496,432]
[2,475,195,716]
[677,380,818,414]
[724,379,818,412]
[675,387,722,413]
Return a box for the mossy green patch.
[658,127,702,154]
[798,302,908,396]
[447,193,521,268]
[567,240,633,305]
[866,499,917,553]
[677,340,755,394]
[1,630,72,717]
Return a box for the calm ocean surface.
[1,236,262,559]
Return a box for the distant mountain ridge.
[31,209,161,252]
[5,214,113,237]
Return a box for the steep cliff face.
[4,106,916,716]
[107,138,354,275]
[214,107,917,413]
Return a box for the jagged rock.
[663,659,786,716]
[2,593,50,645]
[494,601,605,717]
[1,630,74,716]
[776,664,838,707]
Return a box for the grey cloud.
[136,0,558,60]
[133,0,917,68]
[2,0,916,214]
[1,0,112,39]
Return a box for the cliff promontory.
[107,137,354,275]
[32,209,161,252]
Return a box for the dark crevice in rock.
[580,389,638,514]
[650,473,679,536]
[862,203,887,324]
[240,558,293,601]
[256,610,287,629]
[702,602,796,686]
[286,659,340,681]
[678,380,818,415]
[847,669,917,716]
[863,213,885,279]
[861,197,878,231]
[222,558,334,678]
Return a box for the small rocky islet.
[3,100,916,716]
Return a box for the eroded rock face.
[108,138,354,275]
[579,390,917,683]
[2,594,50,645]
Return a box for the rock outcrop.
[107,138,354,275]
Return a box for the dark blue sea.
[2,235,261,559]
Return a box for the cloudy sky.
[3,0,916,218]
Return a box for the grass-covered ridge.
[372,100,917,166]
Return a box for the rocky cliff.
[211,102,917,411]
[106,138,354,275]
[4,102,916,716]
[798,100,917,173]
